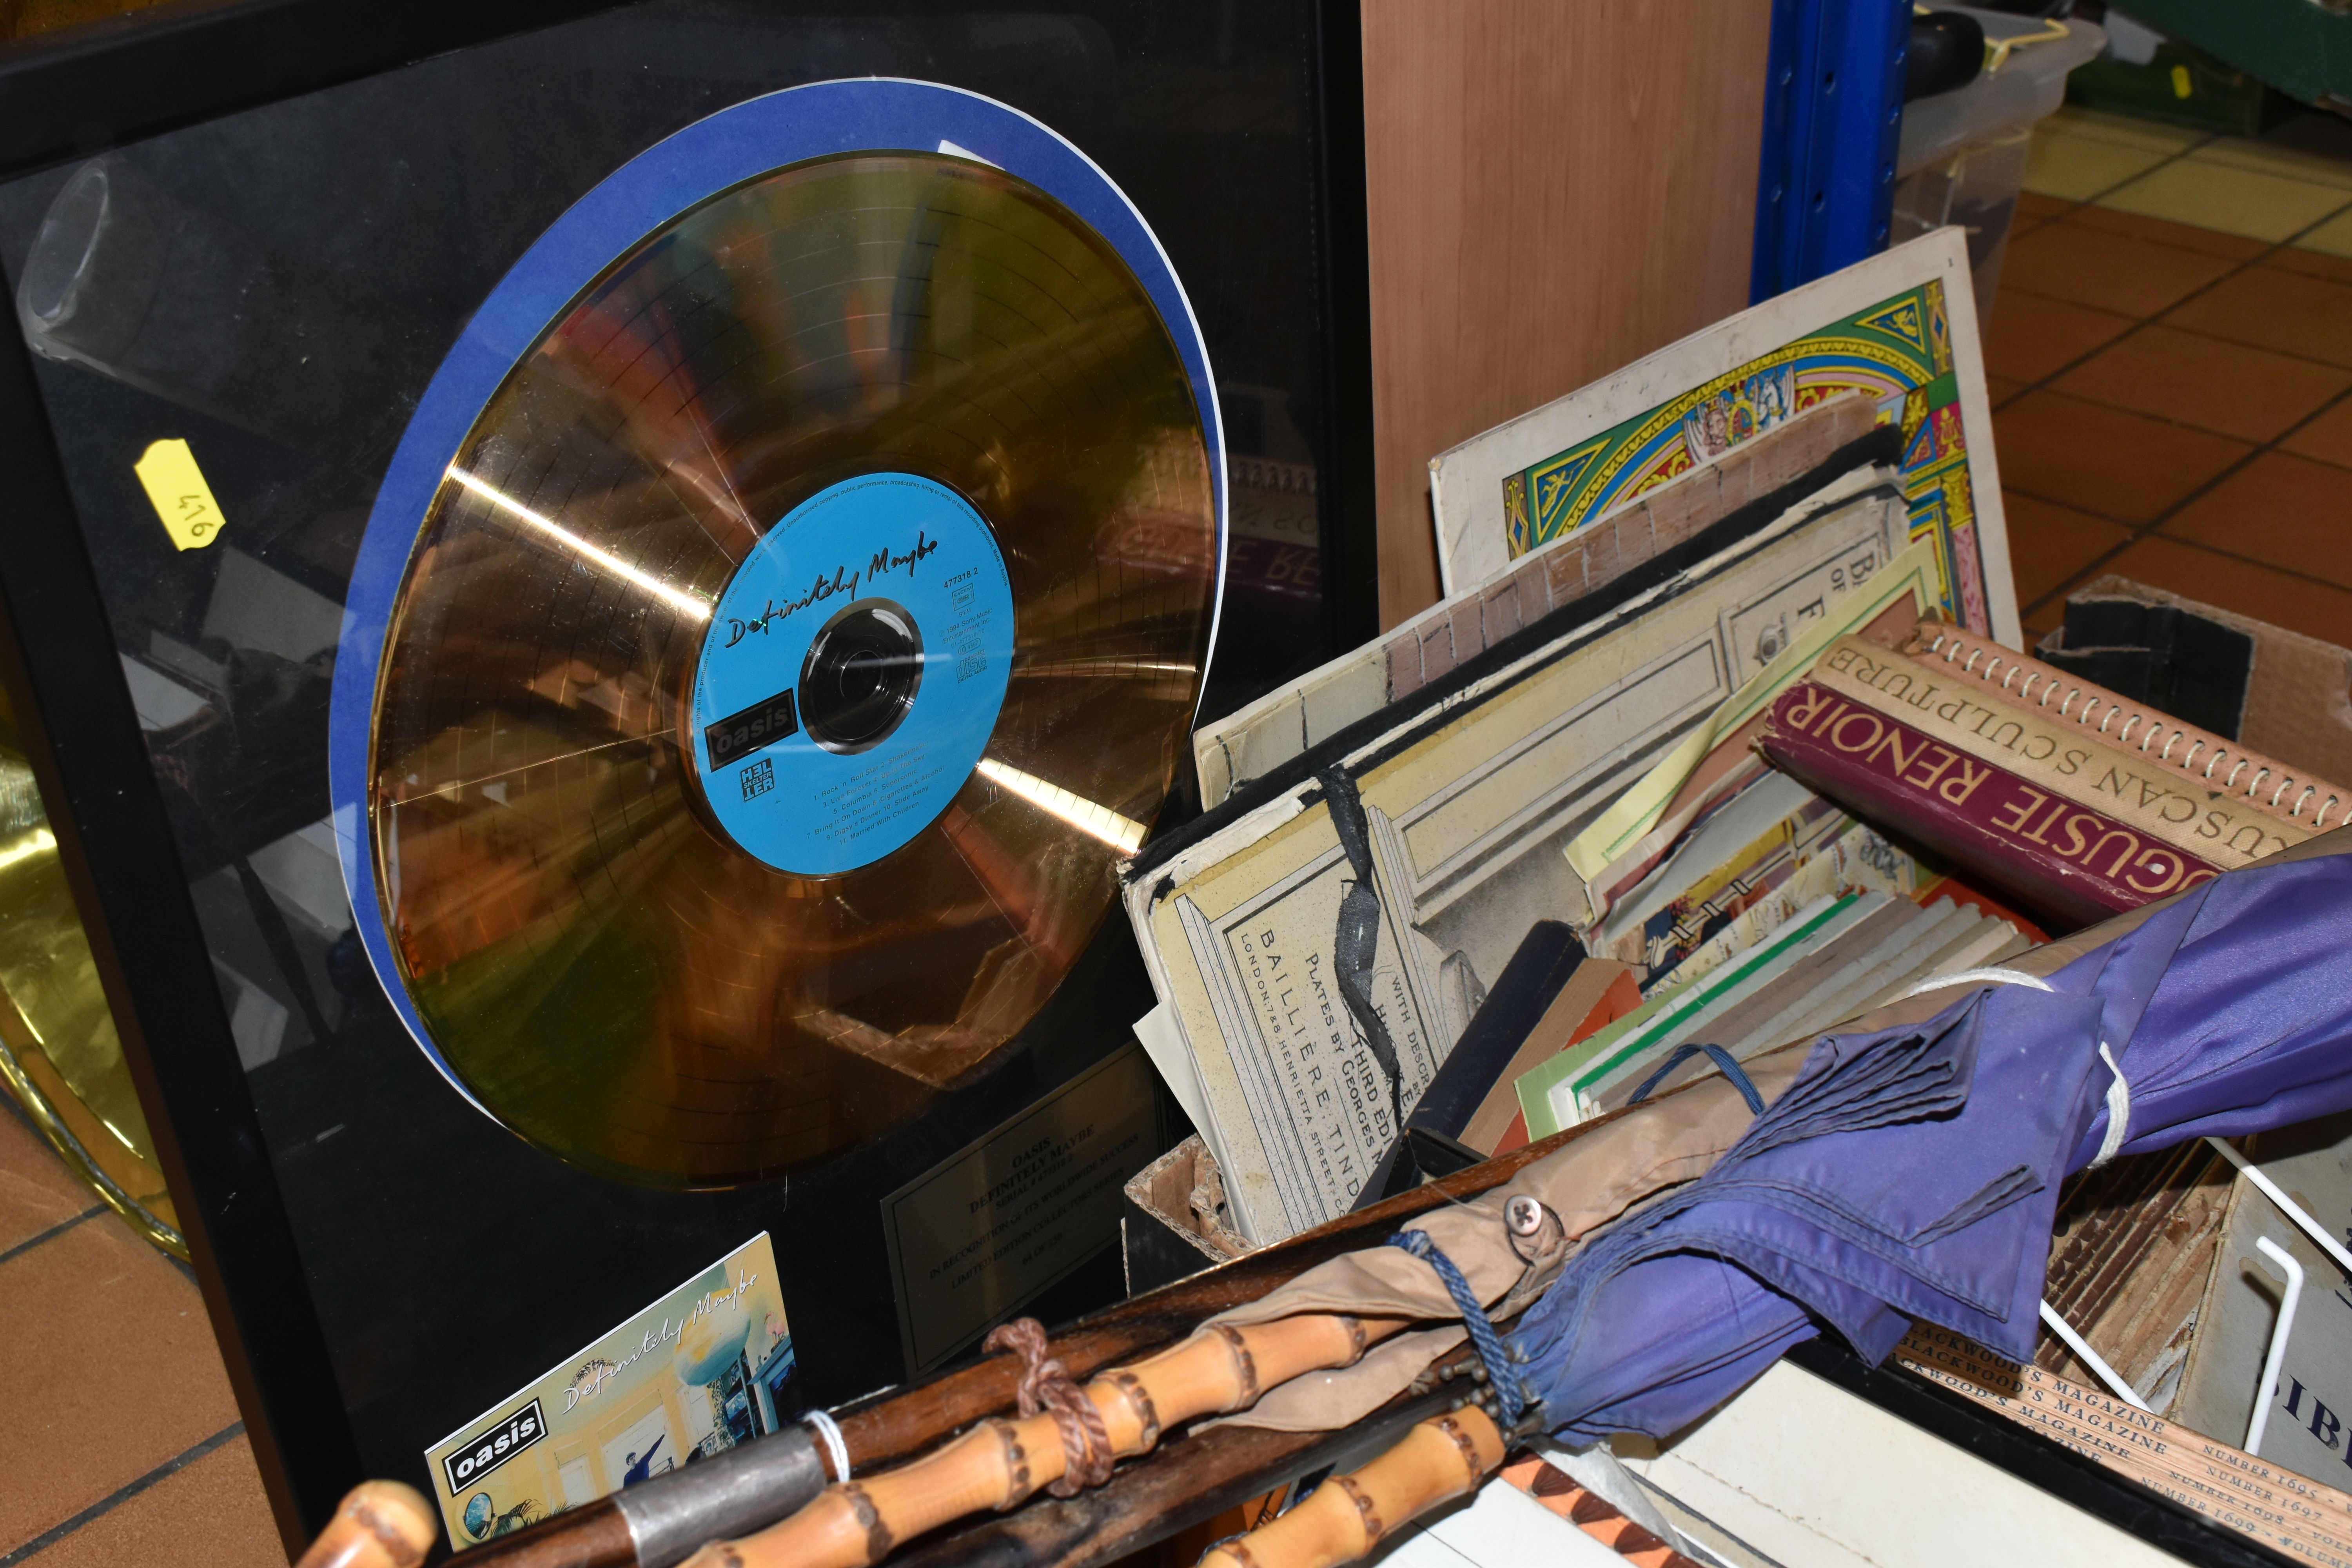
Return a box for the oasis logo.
[442,1400,546,1495]
[706,688,798,768]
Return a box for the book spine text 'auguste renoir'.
[1759,671,2229,926]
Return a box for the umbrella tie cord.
[1626,1044,1764,1114]
[1387,1230,1530,1428]
[980,1318,1116,1495]
[1892,964,2053,1003]
[2090,1042,2132,1168]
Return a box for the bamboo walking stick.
[1196,1426,1721,1568]
[889,1368,1485,1568]
[681,1310,1409,1568]
[1198,1406,1506,1568]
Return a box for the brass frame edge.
[0,1029,187,1258]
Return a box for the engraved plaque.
[882,1045,1160,1375]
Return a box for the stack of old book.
[1757,623,2337,926]
[1120,230,2352,1568]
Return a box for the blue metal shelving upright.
[1751,0,1913,302]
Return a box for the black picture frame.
[0,0,1378,1547]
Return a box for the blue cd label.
[689,474,1013,875]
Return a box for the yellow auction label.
[132,438,226,551]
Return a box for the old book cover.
[1573,893,1998,1118]
[1562,579,1933,902]
[1429,229,2017,647]
[1840,911,2028,1021]
[1587,771,1914,985]
[1588,897,1978,1111]
[1125,496,1929,1242]
[1757,670,2236,928]
[1603,796,1915,1007]
[1683,893,1931,1047]
[1561,573,1933,943]
[1482,965,1642,1159]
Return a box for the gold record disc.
[369,152,1216,1187]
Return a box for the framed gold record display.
[0,4,1376,1547]
[345,94,1224,1189]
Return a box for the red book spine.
[1758,678,2224,930]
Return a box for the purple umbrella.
[1505,844,2352,1444]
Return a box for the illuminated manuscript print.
[1501,281,1988,634]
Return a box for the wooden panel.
[1362,0,1774,627]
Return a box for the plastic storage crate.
[1892,9,2107,325]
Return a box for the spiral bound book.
[1759,629,2346,928]
[1906,622,2349,835]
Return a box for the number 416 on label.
[132,437,227,552]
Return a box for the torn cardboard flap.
[2042,575,2352,789]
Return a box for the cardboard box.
[2040,575,2352,790]
[1120,1136,1251,1296]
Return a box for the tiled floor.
[10,96,2352,1568]
[0,1096,283,1567]
[1993,106,2352,644]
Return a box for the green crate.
[2067,38,2294,136]
[2102,0,2352,114]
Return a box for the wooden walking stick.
[680,1309,1410,1568]
[1197,1405,1506,1568]
[293,1480,438,1568]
